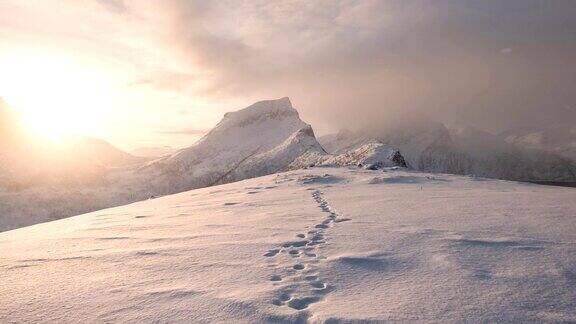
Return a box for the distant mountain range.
[0,97,405,231]
[120,97,405,198]
[319,122,576,182]
[0,99,142,189]
[499,124,576,161]
[1,97,575,231]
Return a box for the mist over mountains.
[145,0,576,137]
[320,121,576,182]
[500,124,576,161]
[0,100,142,189]
[1,97,575,232]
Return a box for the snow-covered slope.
[1,167,575,322]
[293,142,407,170]
[135,97,326,196]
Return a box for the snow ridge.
[292,142,407,170]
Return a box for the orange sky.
[0,1,252,151]
[1,1,575,151]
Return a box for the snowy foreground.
[1,167,575,323]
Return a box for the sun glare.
[0,53,113,142]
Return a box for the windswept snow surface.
[1,167,575,322]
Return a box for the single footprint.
[310,233,324,241]
[288,296,321,310]
[296,233,306,238]
[310,281,327,289]
[289,250,300,257]
[293,264,305,270]
[282,240,309,248]
[264,249,280,257]
[279,293,292,302]
[272,291,293,306]
[270,275,282,282]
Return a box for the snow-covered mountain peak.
[165,97,308,163]
[136,98,323,195]
[217,97,298,130]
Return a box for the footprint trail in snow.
[264,189,350,311]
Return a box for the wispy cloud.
[2,0,576,139]
[158,0,576,130]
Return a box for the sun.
[0,53,113,142]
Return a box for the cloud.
[157,0,576,131]
[3,0,576,138]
